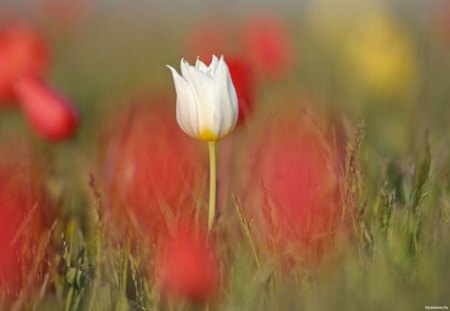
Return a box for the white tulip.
[167,55,238,142]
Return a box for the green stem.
[208,141,217,231]
[65,287,74,311]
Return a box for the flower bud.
[15,76,79,141]
[0,22,80,141]
[167,55,238,141]
[241,15,294,80]
[0,22,49,105]
[156,225,220,304]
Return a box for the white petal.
[211,56,238,138]
[195,57,209,73]
[183,65,216,134]
[207,55,220,77]
[166,65,186,97]
[176,98,198,138]
[180,58,191,79]
[167,65,199,138]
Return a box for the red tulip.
[244,110,341,260]
[0,22,79,141]
[0,23,49,105]
[104,98,206,242]
[227,56,256,124]
[241,15,294,80]
[0,141,54,301]
[15,76,79,141]
[156,225,220,304]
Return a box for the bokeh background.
[1,0,449,152]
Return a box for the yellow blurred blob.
[65,217,79,244]
[344,13,418,97]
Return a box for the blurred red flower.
[156,224,220,305]
[244,110,341,261]
[0,141,54,301]
[0,22,79,141]
[241,15,294,80]
[16,76,79,141]
[0,23,49,104]
[227,56,256,124]
[104,97,206,242]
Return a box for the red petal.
[15,76,79,141]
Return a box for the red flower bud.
[227,56,256,124]
[156,225,220,305]
[15,76,79,141]
[0,22,79,141]
[0,23,49,105]
[241,15,295,80]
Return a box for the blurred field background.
[0,0,450,310]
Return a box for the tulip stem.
[208,141,217,232]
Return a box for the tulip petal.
[195,58,209,73]
[180,58,190,79]
[167,65,199,138]
[183,65,216,134]
[211,56,238,137]
[207,55,219,77]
